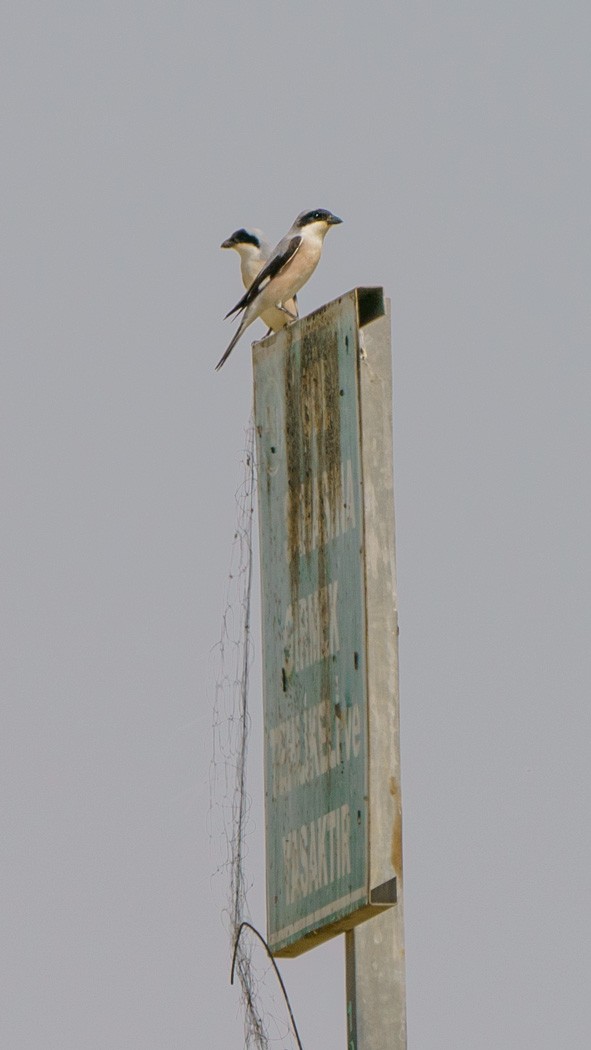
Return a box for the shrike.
[220,227,298,335]
[215,208,342,371]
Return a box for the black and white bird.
[215,209,342,371]
[220,227,298,336]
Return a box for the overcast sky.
[2,2,590,1047]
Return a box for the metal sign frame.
[254,288,402,958]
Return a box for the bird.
[220,227,298,335]
[215,208,342,371]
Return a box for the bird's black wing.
[224,235,302,319]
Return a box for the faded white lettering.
[270,698,363,800]
[283,580,340,674]
[284,458,357,560]
[283,804,352,905]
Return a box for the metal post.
[253,289,406,1043]
[346,300,406,1050]
[346,909,406,1050]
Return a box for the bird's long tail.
[215,316,247,371]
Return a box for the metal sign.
[254,288,400,957]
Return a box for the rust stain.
[283,317,342,694]
[389,775,403,878]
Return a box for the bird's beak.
[220,238,234,249]
[328,213,343,225]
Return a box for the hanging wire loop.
[231,922,304,1050]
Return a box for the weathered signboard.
[253,288,402,957]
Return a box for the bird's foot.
[277,303,298,321]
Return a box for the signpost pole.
[253,288,406,1044]
[346,300,406,1050]
[346,909,406,1050]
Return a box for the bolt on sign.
[253,288,403,957]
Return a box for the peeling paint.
[284,321,342,612]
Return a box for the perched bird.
[220,227,298,335]
[215,208,342,371]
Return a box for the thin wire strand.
[211,419,302,1050]
[210,419,270,1050]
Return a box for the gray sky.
[2,2,590,1047]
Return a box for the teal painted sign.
[254,294,369,956]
